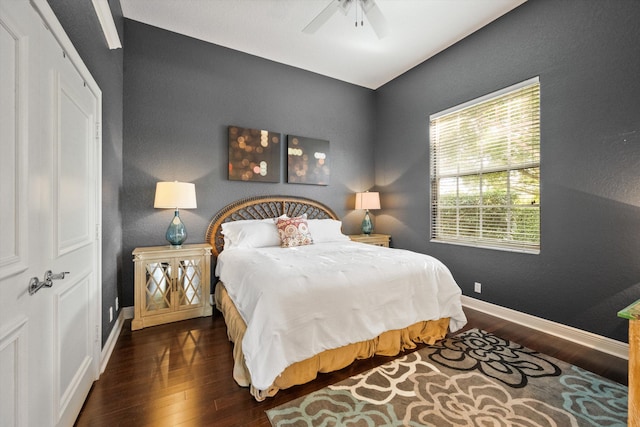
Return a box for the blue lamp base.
[361,210,373,235]
[166,209,187,248]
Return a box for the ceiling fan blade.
[302,0,340,34]
[360,0,389,39]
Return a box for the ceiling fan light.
[337,0,353,16]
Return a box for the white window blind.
[430,77,540,253]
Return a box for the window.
[430,77,540,253]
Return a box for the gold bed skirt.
[214,282,451,401]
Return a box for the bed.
[206,195,467,401]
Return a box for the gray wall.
[374,0,640,342]
[48,0,124,346]
[122,21,377,307]
[51,0,639,346]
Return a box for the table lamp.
[154,181,197,248]
[355,191,380,235]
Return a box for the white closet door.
[0,1,101,426]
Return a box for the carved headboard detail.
[205,195,338,257]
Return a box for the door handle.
[28,270,70,295]
[46,270,69,281]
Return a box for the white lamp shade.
[154,181,197,209]
[355,191,380,210]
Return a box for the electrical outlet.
[109,306,113,322]
[474,282,482,293]
[115,297,119,311]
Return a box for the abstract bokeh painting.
[287,135,330,185]
[228,126,281,182]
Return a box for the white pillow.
[221,218,280,249]
[307,219,350,243]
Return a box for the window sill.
[430,238,540,255]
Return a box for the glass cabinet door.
[176,258,202,309]
[144,261,172,313]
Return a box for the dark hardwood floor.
[75,307,628,426]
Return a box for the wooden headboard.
[205,195,338,257]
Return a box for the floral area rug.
[266,329,627,426]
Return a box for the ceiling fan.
[303,0,389,39]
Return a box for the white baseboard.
[99,306,135,374]
[461,295,629,361]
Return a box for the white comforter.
[215,241,467,390]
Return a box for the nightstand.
[349,234,391,247]
[132,243,213,330]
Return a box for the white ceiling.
[120,0,526,89]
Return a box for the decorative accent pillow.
[276,215,313,248]
[307,219,350,243]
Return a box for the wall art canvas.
[287,135,330,185]
[228,126,281,182]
